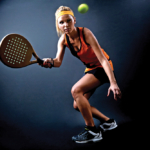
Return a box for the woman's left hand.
[107,83,122,100]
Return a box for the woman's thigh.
[71,73,102,96]
[73,74,102,109]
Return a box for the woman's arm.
[42,34,66,68]
[53,34,66,67]
[84,28,122,100]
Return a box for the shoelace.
[79,128,88,136]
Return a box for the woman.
[40,6,122,143]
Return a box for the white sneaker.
[100,119,118,132]
[72,126,103,143]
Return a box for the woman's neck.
[67,27,78,40]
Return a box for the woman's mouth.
[64,28,70,32]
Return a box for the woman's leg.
[73,85,110,123]
[71,73,106,127]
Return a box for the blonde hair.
[55,6,74,37]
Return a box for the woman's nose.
[64,22,68,27]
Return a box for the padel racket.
[0,33,44,68]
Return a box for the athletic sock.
[105,119,114,123]
[101,119,112,124]
[85,125,98,133]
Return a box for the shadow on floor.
[0,120,145,150]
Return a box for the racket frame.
[0,33,43,68]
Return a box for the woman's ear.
[74,17,76,24]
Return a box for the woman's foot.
[99,119,118,132]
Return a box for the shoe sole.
[73,136,103,143]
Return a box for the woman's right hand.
[39,58,54,68]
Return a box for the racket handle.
[37,58,44,65]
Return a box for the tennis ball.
[78,3,89,14]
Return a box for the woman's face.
[57,14,76,34]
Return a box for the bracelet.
[49,58,54,68]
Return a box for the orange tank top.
[65,27,114,72]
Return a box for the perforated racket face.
[0,34,33,68]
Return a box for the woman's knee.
[71,86,83,100]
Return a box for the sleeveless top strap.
[79,27,111,61]
[65,34,70,48]
[81,27,90,46]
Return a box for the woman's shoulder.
[82,27,95,44]
[58,33,66,45]
[83,27,93,36]
[78,27,94,39]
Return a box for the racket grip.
[37,58,44,65]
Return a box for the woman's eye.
[67,19,71,22]
[59,21,64,24]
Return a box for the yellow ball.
[78,3,89,14]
